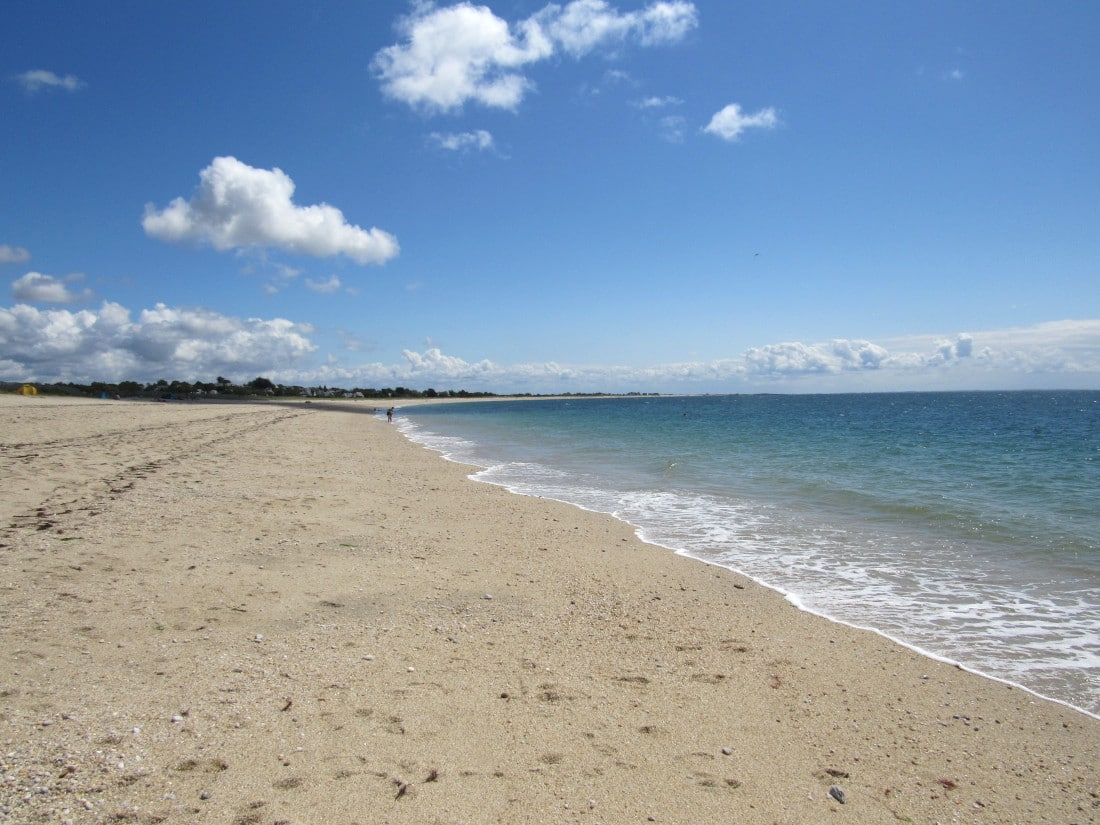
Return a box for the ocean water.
[397,392,1100,717]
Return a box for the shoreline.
[2,394,1097,824]
[396,399,1100,722]
[423,438,1100,722]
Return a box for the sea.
[395,392,1100,718]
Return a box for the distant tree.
[249,377,276,392]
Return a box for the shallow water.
[399,392,1100,716]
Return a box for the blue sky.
[2,0,1098,393]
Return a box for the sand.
[1,394,1096,825]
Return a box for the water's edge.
[396,417,1099,721]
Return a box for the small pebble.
[721,747,733,756]
[828,785,846,804]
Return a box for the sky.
[2,0,1098,394]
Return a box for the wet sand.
[1,394,1096,824]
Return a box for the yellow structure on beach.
[16,384,37,396]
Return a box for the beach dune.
[1,395,1096,824]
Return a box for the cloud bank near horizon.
[2,298,1096,392]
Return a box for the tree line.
[3,377,503,400]
[4,378,657,400]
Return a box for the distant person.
[387,407,394,422]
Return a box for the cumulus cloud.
[401,346,497,378]
[429,129,495,151]
[0,301,316,383]
[538,0,698,57]
[11,272,94,304]
[142,156,399,265]
[884,322,1100,379]
[744,339,890,377]
[928,333,973,364]
[17,69,85,93]
[0,245,31,264]
[372,0,698,112]
[704,103,778,141]
[742,334,992,381]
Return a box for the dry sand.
[1,394,1096,824]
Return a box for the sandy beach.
[1,395,1096,825]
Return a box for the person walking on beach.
[386,407,394,422]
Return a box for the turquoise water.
[398,392,1100,716]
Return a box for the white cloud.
[372,0,698,112]
[17,69,85,93]
[0,245,31,264]
[538,0,698,57]
[306,275,342,293]
[634,0,699,44]
[704,103,779,141]
[372,3,553,112]
[882,322,1100,379]
[0,301,316,383]
[429,129,495,151]
[744,339,890,376]
[11,272,94,304]
[632,95,681,109]
[352,323,1100,392]
[402,346,497,378]
[142,156,399,265]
